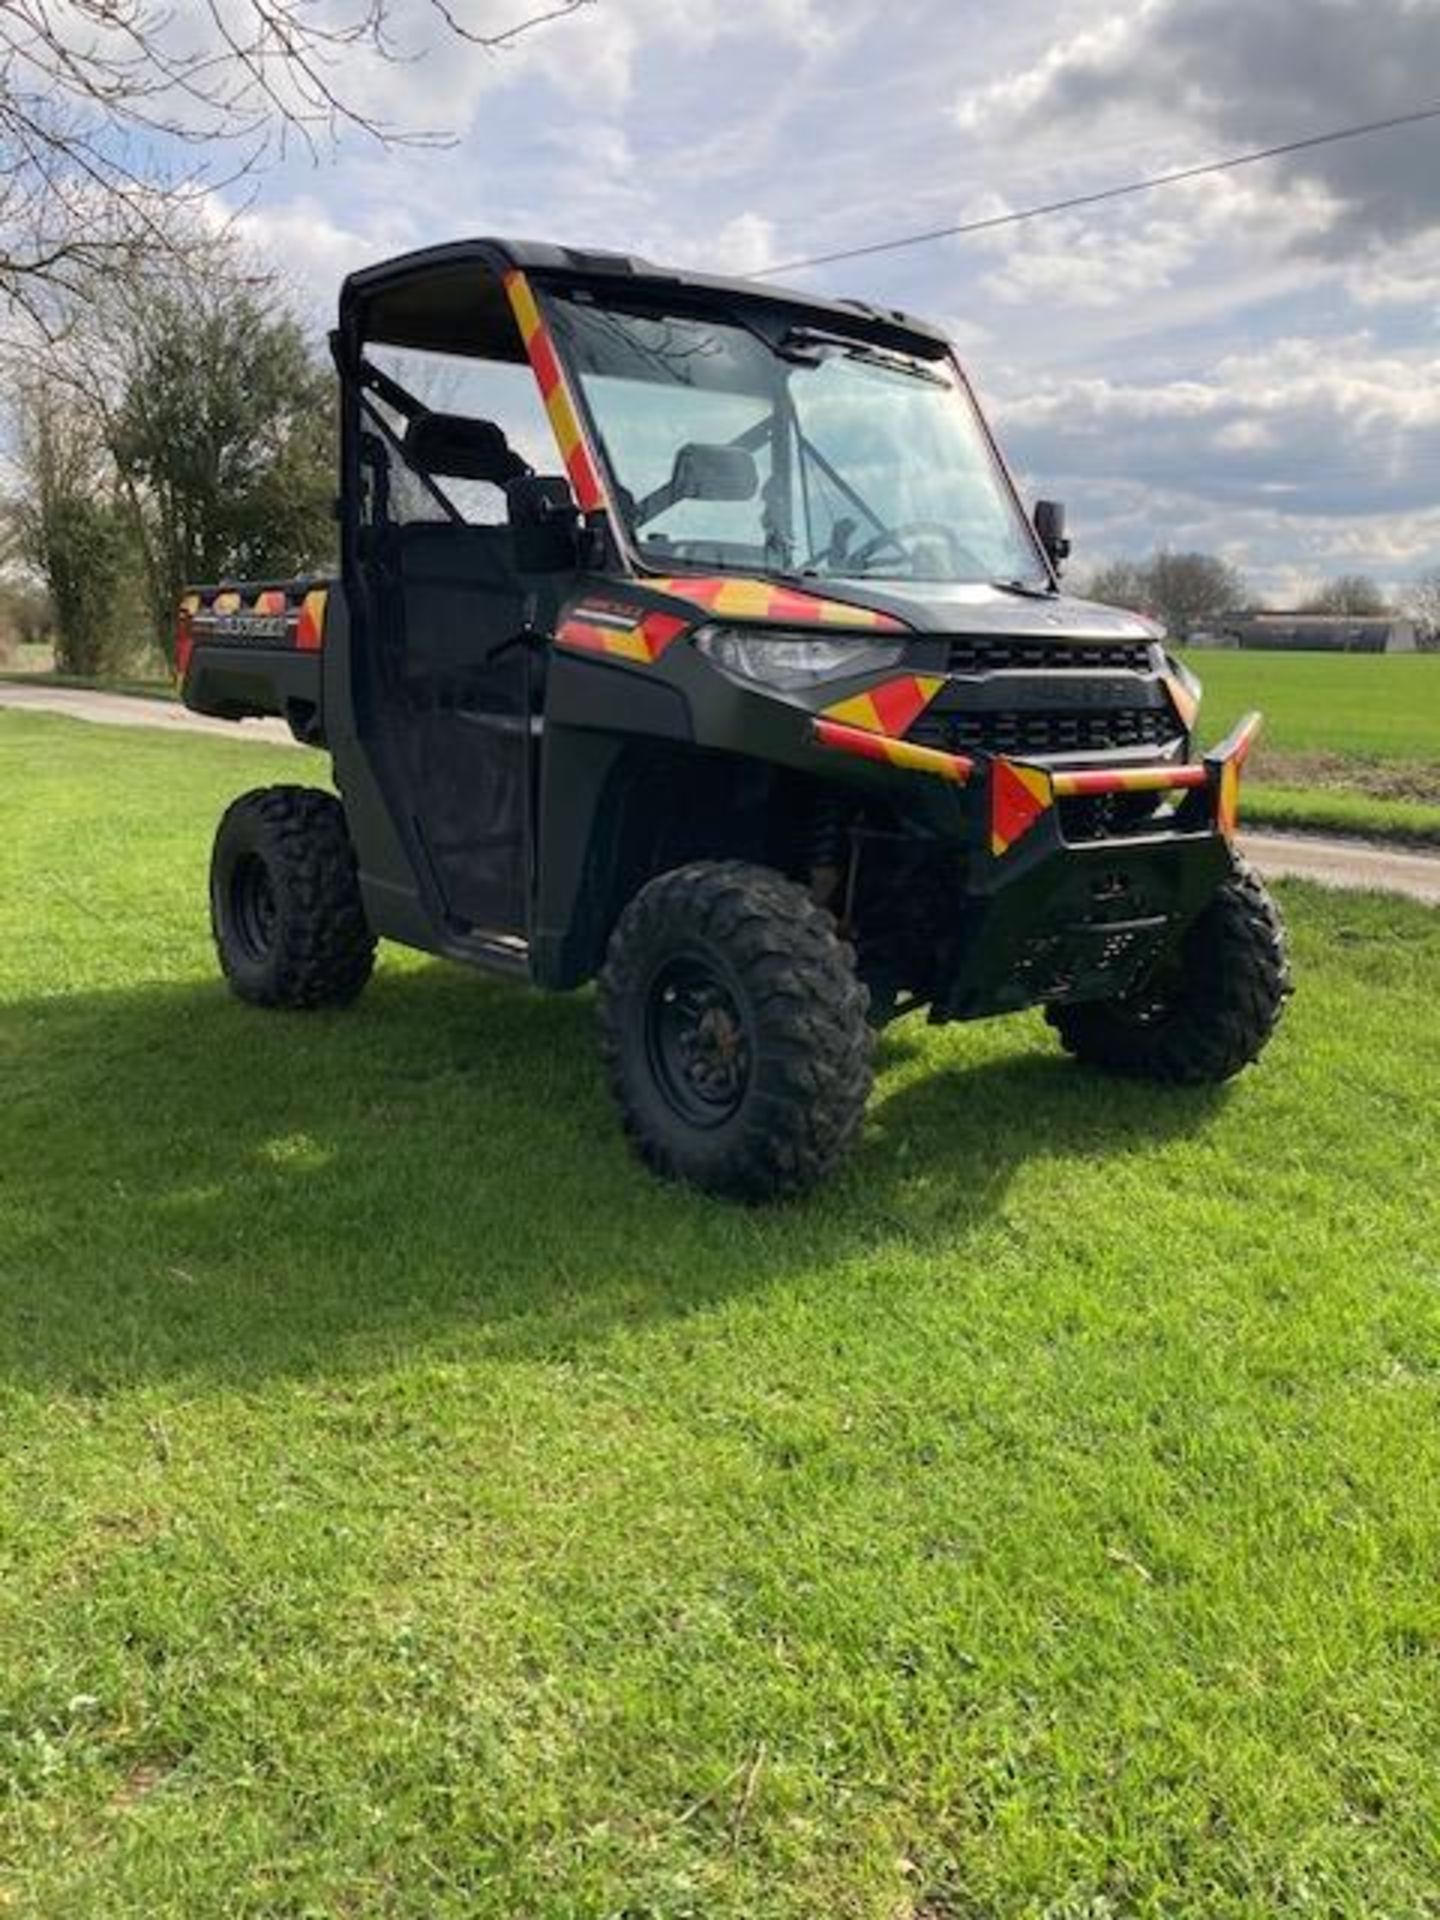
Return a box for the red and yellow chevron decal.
[295,589,327,652]
[504,270,605,513]
[557,602,690,663]
[647,576,906,631]
[1212,709,1262,837]
[990,758,1054,857]
[813,716,973,783]
[179,582,329,677]
[175,592,201,678]
[820,674,942,737]
[1050,762,1209,798]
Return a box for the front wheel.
[210,786,375,1009]
[597,861,873,1201]
[1045,855,1291,1083]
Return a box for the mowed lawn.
[1179,649,1440,844]
[1182,649,1440,762]
[3,712,1439,1919]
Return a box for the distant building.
[1222,613,1418,654]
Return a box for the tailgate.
[178,578,332,744]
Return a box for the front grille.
[912,705,1178,758]
[946,636,1153,674]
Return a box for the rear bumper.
[815,708,1264,1019]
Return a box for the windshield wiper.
[778,327,949,386]
[991,576,1057,598]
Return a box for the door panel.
[354,501,534,939]
[393,526,532,935]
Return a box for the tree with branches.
[0,0,593,322]
[1081,550,1247,639]
[1300,574,1389,617]
[2,217,337,665]
[111,274,336,656]
[1404,568,1440,649]
[9,372,136,675]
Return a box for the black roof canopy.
[339,235,951,363]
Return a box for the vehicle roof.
[339,235,951,362]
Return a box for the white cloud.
[953,3,1160,134]
[193,0,1440,592]
[963,0,1440,253]
[664,210,777,276]
[997,333,1440,592]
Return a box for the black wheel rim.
[229,851,279,961]
[1117,941,1191,1028]
[644,952,752,1129]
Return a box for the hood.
[632,572,1164,647]
[828,578,1164,643]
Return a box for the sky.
[229,0,1440,604]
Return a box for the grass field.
[1180,650,1440,844]
[3,712,1440,1918]
[1182,650,1440,763]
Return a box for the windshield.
[545,294,1048,588]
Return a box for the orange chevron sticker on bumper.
[1207,709,1263,837]
[821,674,942,736]
[1218,760,1241,836]
[990,758,1054,856]
[813,717,974,783]
[1051,762,1208,798]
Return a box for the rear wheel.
[597,861,872,1200]
[1045,855,1290,1083]
[210,786,375,1009]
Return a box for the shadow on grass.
[1,964,1223,1393]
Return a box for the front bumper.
[814,708,1263,1019]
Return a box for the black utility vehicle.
[181,237,1289,1199]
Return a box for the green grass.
[3,711,1440,1918]
[1181,649,1440,762]
[1180,650,1440,845]
[1243,783,1440,848]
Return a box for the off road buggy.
[180,237,1289,1199]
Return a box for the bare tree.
[1404,568,1440,650]
[1078,559,1152,616]
[1143,550,1248,641]
[0,0,594,321]
[1299,574,1389,617]
[1083,550,1246,639]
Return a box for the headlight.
[693,624,904,690]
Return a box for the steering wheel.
[846,519,980,574]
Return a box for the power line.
[759,103,1440,277]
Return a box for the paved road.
[0,678,297,747]
[4,680,1438,905]
[1237,828,1440,905]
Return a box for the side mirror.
[1034,499,1071,572]
[507,474,583,572]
